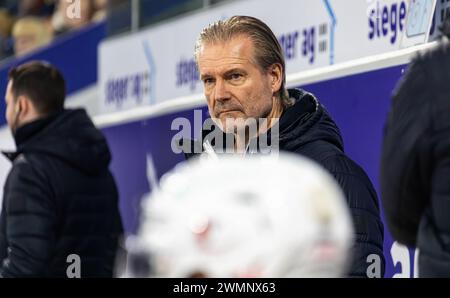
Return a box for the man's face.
[197,35,276,133]
[5,80,17,131]
[14,34,38,56]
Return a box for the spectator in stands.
[186,15,385,277]
[380,16,450,277]
[0,61,123,277]
[93,0,108,22]
[0,0,18,16]
[12,16,53,56]
[17,0,55,18]
[0,8,14,60]
[52,0,107,36]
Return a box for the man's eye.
[203,78,214,85]
[230,73,243,80]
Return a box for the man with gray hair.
[184,15,385,277]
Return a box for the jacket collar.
[2,112,59,162]
[279,88,319,137]
[249,88,319,152]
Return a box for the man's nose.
[213,79,231,103]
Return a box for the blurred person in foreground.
[380,16,450,277]
[127,153,354,278]
[180,15,385,277]
[0,61,123,277]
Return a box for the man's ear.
[15,95,33,117]
[268,63,283,94]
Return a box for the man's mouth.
[217,110,240,117]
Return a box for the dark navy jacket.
[279,89,384,277]
[0,109,123,277]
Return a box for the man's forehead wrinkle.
[199,57,250,74]
[201,64,246,76]
[201,56,248,62]
[200,37,253,59]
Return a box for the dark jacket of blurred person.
[0,61,123,278]
[182,88,386,277]
[381,35,450,277]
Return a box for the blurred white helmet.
[127,153,354,278]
